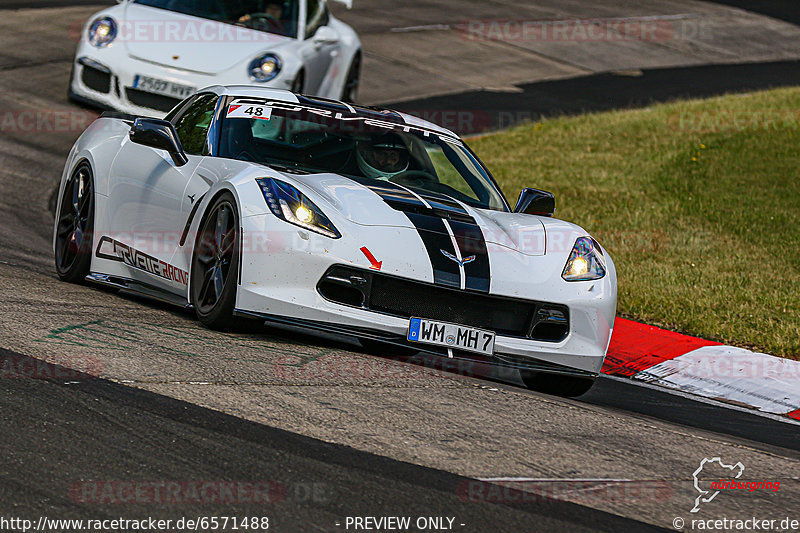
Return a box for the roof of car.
[201,85,459,139]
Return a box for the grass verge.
[471,87,800,359]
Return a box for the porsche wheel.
[291,70,304,94]
[191,193,240,330]
[520,371,595,398]
[341,53,361,103]
[55,162,94,283]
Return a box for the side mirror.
[514,188,555,217]
[313,26,339,46]
[129,118,188,166]
[328,0,353,8]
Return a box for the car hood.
[285,172,549,257]
[120,3,292,75]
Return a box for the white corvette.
[53,85,617,396]
[69,0,360,116]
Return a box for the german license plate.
[133,75,195,99]
[407,318,495,356]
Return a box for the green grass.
[470,87,800,359]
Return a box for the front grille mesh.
[370,275,535,337]
[125,88,182,112]
[82,65,111,94]
[317,266,570,341]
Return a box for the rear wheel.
[55,162,94,283]
[341,53,361,102]
[190,193,240,330]
[520,371,595,398]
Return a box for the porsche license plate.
[407,318,495,356]
[133,75,195,99]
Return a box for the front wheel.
[520,371,595,398]
[341,53,361,103]
[291,70,305,94]
[190,193,240,330]
[55,162,94,283]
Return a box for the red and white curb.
[603,319,800,420]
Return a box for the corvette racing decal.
[96,236,188,286]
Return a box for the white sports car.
[53,85,617,396]
[69,0,360,116]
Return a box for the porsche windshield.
[133,0,299,38]
[218,101,508,211]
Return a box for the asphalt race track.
[0,1,798,531]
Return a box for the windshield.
[132,0,299,38]
[218,99,508,211]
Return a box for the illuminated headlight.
[257,178,341,239]
[88,16,117,48]
[562,237,606,281]
[248,54,282,82]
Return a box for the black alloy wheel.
[55,162,94,283]
[341,53,361,103]
[191,193,240,330]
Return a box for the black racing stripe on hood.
[406,213,461,289]
[346,176,476,224]
[448,219,491,293]
[344,175,490,293]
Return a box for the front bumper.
[233,214,617,376]
[69,44,293,117]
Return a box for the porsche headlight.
[562,237,606,281]
[88,16,117,48]
[257,178,341,239]
[249,54,282,82]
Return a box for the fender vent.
[82,65,112,94]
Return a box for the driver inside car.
[356,133,411,180]
[238,0,286,33]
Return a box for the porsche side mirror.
[514,188,555,217]
[328,0,353,8]
[129,118,188,167]
[313,26,339,46]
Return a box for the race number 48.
[226,104,272,121]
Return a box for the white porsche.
[53,85,617,397]
[69,0,360,116]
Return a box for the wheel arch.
[186,184,243,293]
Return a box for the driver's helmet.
[260,0,284,20]
[356,133,410,180]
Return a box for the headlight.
[257,178,341,239]
[248,54,282,82]
[88,16,117,48]
[562,237,606,281]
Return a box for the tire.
[190,193,241,330]
[291,70,304,94]
[360,338,419,357]
[520,371,595,398]
[341,53,361,103]
[55,162,94,283]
